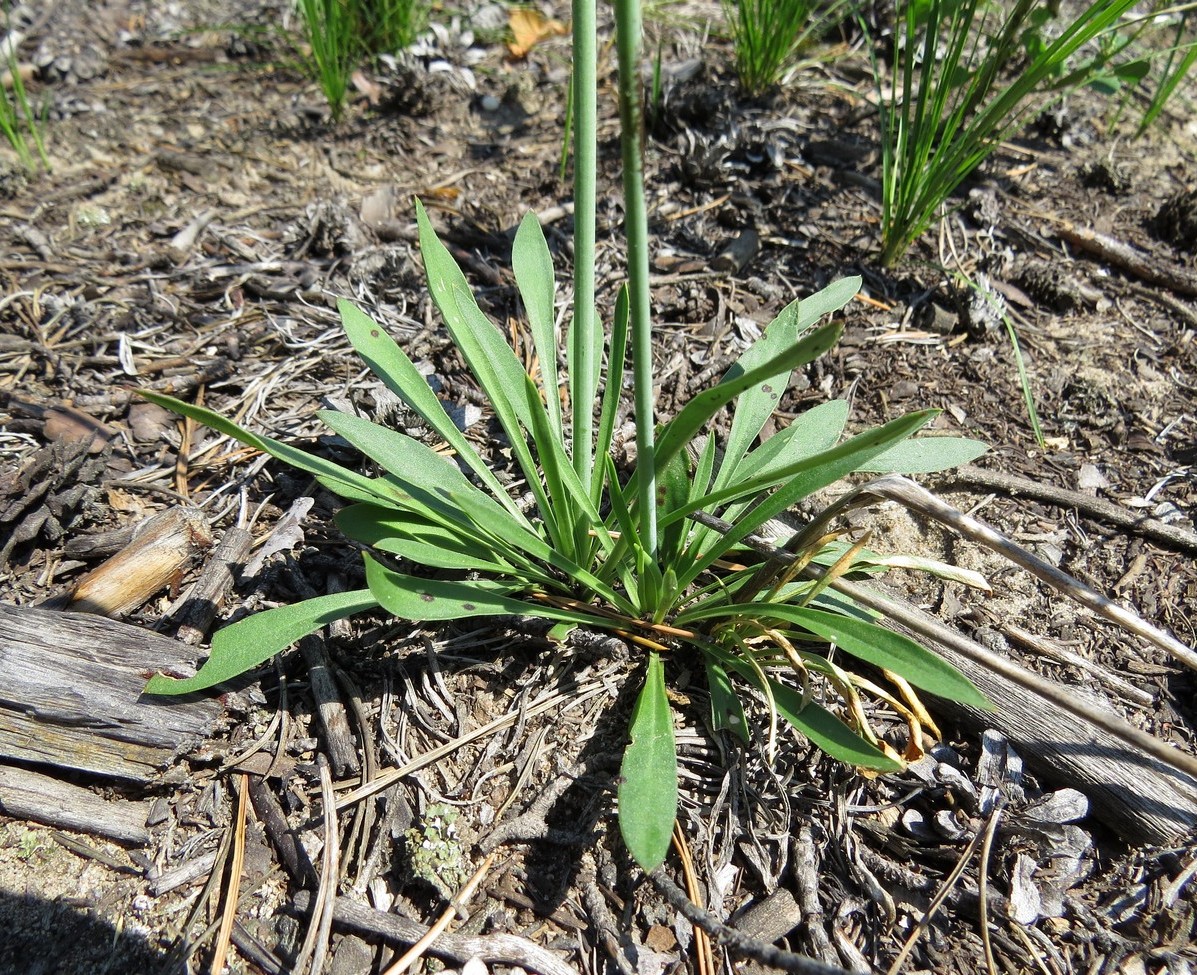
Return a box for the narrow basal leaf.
[619,652,678,871]
[671,411,936,589]
[145,590,379,695]
[138,390,402,509]
[364,553,612,628]
[591,285,629,513]
[335,503,518,575]
[686,601,990,709]
[654,313,850,479]
[706,658,749,744]
[513,212,562,441]
[319,409,522,547]
[714,294,840,492]
[860,436,987,473]
[337,299,524,521]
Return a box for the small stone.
[479,94,501,112]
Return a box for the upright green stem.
[614,0,657,555]
[570,0,598,492]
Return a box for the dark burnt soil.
[1,1,1197,973]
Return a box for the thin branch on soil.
[885,809,990,975]
[691,508,1197,784]
[290,889,577,975]
[293,755,338,975]
[210,773,248,975]
[648,868,856,975]
[335,684,608,810]
[381,850,500,975]
[783,475,1197,670]
[940,464,1197,556]
[1051,218,1197,300]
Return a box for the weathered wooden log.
[0,765,151,845]
[0,602,223,782]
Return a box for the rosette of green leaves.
[143,202,988,870]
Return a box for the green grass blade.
[618,652,678,871]
[145,590,378,695]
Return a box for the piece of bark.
[66,507,213,617]
[0,765,151,845]
[169,525,253,646]
[0,602,223,781]
[298,635,361,777]
[733,889,803,975]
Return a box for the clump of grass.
[723,0,847,95]
[295,0,358,120]
[872,0,1144,265]
[294,0,431,121]
[0,17,50,172]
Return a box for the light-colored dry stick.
[782,475,1197,672]
[942,464,1197,556]
[976,803,1005,975]
[294,756,339,975]
[210,773,248,975]
[1000,622,1154,708]
[691,509,1197,785]
[1051,218,1197,300]
[381,850,500,975]
[335,684,607,809]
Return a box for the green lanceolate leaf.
[734,399,849,484]
[768,679,903,771]
[860,436,987,473]
[337,299,527,523]
[513,212,562,442]
[654,292,855,479]
[145,590,379,695]
[415,202,544,483]
[363,553,613,629]
[318,409,523,548]
[138,390,404,509]
[619,652,678,871]
[714,293,846,492]
[335,503,518,574]
[670,410,936,589]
